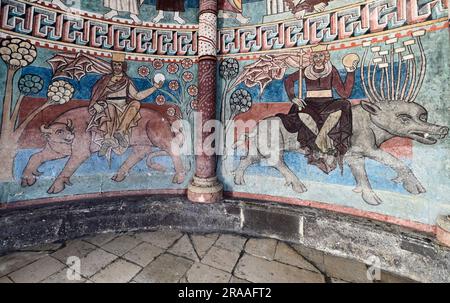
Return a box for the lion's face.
[40,120,75,145]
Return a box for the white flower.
[47,80,74,105]
[0,38,37,68]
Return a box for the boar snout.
[438,126,449,139]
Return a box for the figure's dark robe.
[277,66,355,173]
[156,0,185,12]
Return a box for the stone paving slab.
[323,254,371,283]
[100,235,141,256]
[168,235,200,262]
[41,268,87,283]
[235,254,325,283]
[123,242,164,267]
[274,242,319,273]
[134,253,193,283]
[380,271,415,283]
[0,231,418,283]
[244,238,277,260]
[229,276,250,283]
[186,263,231,283]
[78,248,118,278]
[215,234,247,253]
[51,240,96,263]
[9,256,66,283]
[83,233,118,247]
[134,230,183,249]
[201,246,241,273]
[0,251,48,277]
[91,259,141,283]
[290,244,325,272]
[0,276,13,283]
[190,234,218,258]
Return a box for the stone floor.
[0,230,413,283]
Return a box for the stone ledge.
[0,196,449,282]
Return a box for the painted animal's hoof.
[112,173,127,182]
[172,173,185,184]
[21,175,37,187]
[352,186,363,193]
[403,177,426,195]
[362,190,382,206]
[290,182,308,193]
[47,177,72,194]
[233,173,245,185]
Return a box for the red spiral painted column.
[187,0,223,203]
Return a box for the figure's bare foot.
[314,3,328,12]
[104,10,119,20]
[153,10,164,23]
[174,13,186,25]
[236,13,250,24]
[294,10,306,20]
[52,0,69,11]
[130,14,142,24]
[218,10,231,19]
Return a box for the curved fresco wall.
[0,0,449,235]
[216,0,450,231]
[0,0,200,203]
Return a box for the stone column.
[187,0,223,203]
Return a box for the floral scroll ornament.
[167,63,179,74]
[138,66,150,78]
[152,59,164,70]
[156,95,166,105]
[182,71,194,82]
[136,58,197,122]
[169,80,180,91]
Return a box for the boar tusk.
[66,119,73,129]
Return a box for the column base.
[436,215,450,247]
[187,176,223,203]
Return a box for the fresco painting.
[0,0,449,229]
[0,0,199,202]
[216,0,450,225]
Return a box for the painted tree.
[0,37,74,181]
